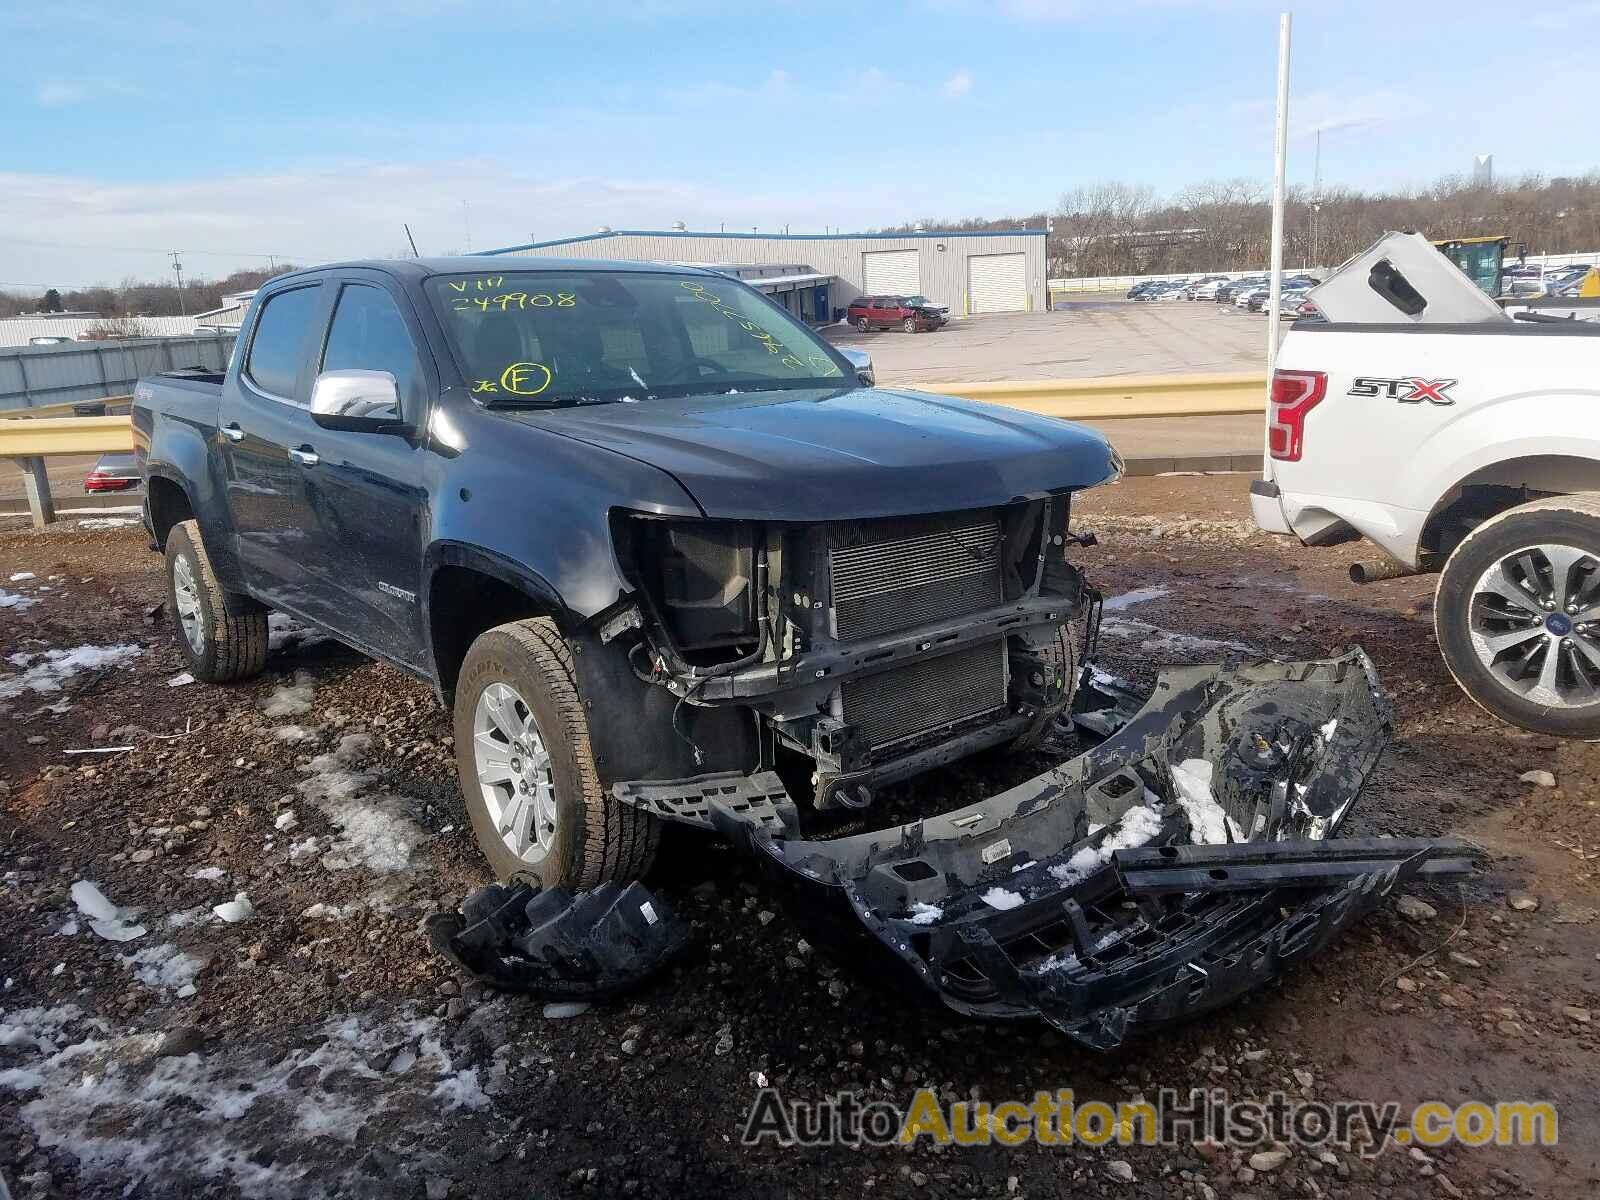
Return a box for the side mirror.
[838,347,874,387]
[310,369,406,433]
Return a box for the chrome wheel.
[172,552,206,656]
[1469,543,1600,709]
[472,682,557,864]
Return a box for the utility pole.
[1265,12,1291,379]
[1310,129,1322,270]
[170,251,186,316]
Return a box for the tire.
[164,519,268,683]
[903,317,918,333]
[1434,493,1600,737]
[854,317,870,332]
[454,618,660,886]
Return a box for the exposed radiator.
[829,518,1002,640]
[841,639,1007,751]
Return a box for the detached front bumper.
[727,650,1478,1050]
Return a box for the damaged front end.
[722,649,1478,1050]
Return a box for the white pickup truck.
[1252,232,1600,737]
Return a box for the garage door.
[967,252,1028,314]
[861,249,920,296]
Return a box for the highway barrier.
[916,372,1266,420]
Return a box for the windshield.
[427,270,848,405]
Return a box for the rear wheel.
[164,519,268,683]
[854,316,870,332]
[1435,494,1600,737]
[454,618,660,885]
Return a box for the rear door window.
[245,285,323,401]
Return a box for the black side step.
[1113,837,1481,896]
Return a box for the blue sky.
[3,0,1597,288]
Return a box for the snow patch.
[1048,803,1165,888]
[212,893,255,923]
[76,516,138,529]
[297,732,428,874]
[122,943,205,992]
[979,887,1024,912]
[906,901,943,926]
[272,724,318,743]
[0,644,142,699]
[9,571,35,582]
[267,612,332,653]
[69,881,146,942]
[1102,585,1170,612]
[1170,758,1246,845]
[0,589,38,611]
[188,866,226,882]
[261,670,316,718]
[0,1006,491,1197]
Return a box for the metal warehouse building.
[481,229,1048,321]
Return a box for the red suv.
[847,294,948,333]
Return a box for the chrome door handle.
[220,423,244,443]
[288,447,320,467]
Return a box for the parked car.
[1186,277,1230,301]
[1252,230,1600,736]
[83,451,141,492]
[1215,278,1266,303]
[1125,281,1160,299]
[847,294,945,332]
[134,256,1116,888]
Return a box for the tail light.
[1268,369,1327,461]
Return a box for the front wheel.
[1435,494,1600,737]
[164,519,268,683]
[902,317,918,333]
[454,618,660,885]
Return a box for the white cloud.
[0,163,924,285]
[34,81,89,107]
[33,78,139,108]
[942,68,974,98]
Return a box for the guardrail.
[2,414,136,528]
[2,372,1266,529]
[915,372,1266,420]
[6,395,134,420]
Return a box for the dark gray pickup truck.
[134,256,1115,882]
[133,255,1473,1047]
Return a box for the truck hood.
[509,385,1118,521]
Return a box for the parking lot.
[824,301,1267,384]
[3,474,1596,1200]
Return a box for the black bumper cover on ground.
[726,650,1478,1050]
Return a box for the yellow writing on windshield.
[499,361,552,396]
[450,292,577,314]
[447,276,506,293]
[679,282,841,377]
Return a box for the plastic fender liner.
[740,650,1475,1049]
[426,880,688,1001]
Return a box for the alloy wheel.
[472,681,558,863]
[1468,543,1600,709]
[172,552,206,657]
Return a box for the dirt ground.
[2,477,1597,1200]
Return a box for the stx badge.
[1349,376,1458,405]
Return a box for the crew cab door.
[294,271,433,668]
[219,279,328,610]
